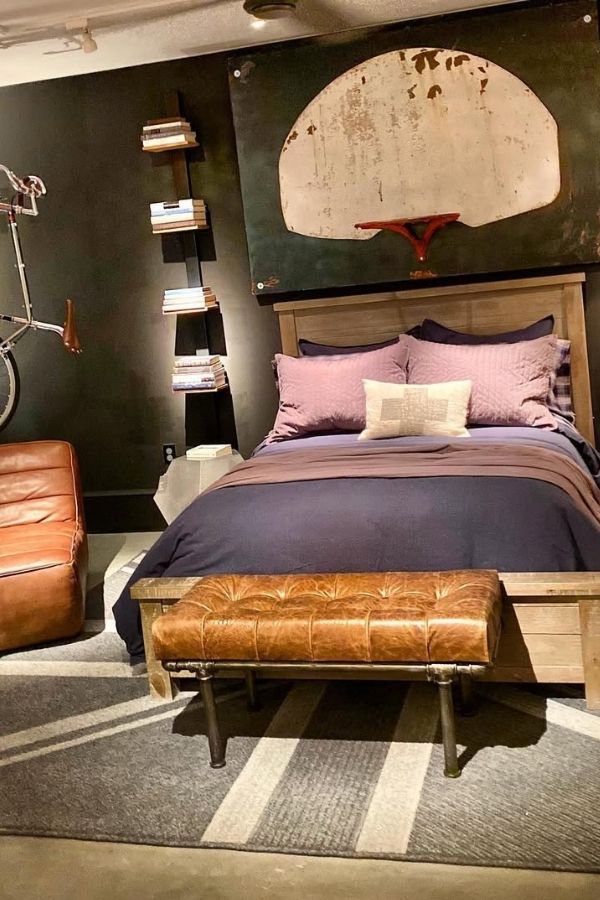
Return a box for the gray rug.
[0,672,599,872]
[1,556,599,872]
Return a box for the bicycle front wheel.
[0,350,19,431]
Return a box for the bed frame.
[134,272,600,707]
[274,272,594,444]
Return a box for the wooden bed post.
[132,577,204,701]
[579,597,600,709]
[139,598,177,701]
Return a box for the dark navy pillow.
[420,315,554,345]
[299,326,422,357]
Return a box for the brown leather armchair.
[0,441,88,651]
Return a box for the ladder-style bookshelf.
[144,89,238,450]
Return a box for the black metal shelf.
[150,89,238,451]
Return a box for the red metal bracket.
[354,213,460,263]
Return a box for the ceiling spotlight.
[81,27,97,53]
[66,18,98,53]
[243,1,298,20]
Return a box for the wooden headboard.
[273,272,595,445]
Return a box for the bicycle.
[0,163,81,430]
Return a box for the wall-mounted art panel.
[229,0,600,296]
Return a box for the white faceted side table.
[154,451,244,524]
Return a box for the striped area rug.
[1,555,599,871]
[0,672,599,871]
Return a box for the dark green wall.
[1,41,599,509]
[0,53,280,494]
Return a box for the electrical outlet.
[163,443,176,466]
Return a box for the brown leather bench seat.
[153,570,502,778]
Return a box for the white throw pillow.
[359,379,472,440]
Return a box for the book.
[186,444,232,459]
[150,199,205,215]
[163,305,217,311]
[163,295,216,303]
[142,123,192,135]
[163,300,217,307]
[163,308,212,316]
[170,365,223,375]
[164,286,213,295]
[144,117,188,129]
[162,299,217,308]
[152,211,206,218]
[172,376,221,385]
[142,135,197,148]
[141,132,193,143]
[152,222,207,233]
[173,355,221,367]
[173,386,222,393]
[163,305,216,312]
[172,380,226,392]
[151,213,207,225]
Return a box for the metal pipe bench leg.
[436,674,461,778]
[245,670,260,711]
[199,670,226,769]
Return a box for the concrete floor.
[1,835,599,900]
[2,533,598,899]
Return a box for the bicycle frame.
[0,166,70,354]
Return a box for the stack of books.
[186,444,232,460]
[151,199,208,233]
[162,287,218,315]
[141,118,198,152]
[172,355,226,393]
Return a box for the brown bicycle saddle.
[62,299,82,354]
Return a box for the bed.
[117,272,600,706]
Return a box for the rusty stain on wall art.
[427,84,442,99]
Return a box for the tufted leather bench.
[152,571,502,777]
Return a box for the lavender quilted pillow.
[404,334,558,428]
[267,342,409,443]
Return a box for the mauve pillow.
[267,341,409,443]
[298,326,422,357]
[404,334,558,428]
[420,315,554,345]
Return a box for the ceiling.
[0,0,518,87]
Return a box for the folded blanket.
[206,441,600,529]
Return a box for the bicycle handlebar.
[0,164,46,198]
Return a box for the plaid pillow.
[548,339,574,422]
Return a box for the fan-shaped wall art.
[230,0,600,294]
[279,48,560,262]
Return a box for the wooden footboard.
[131,573,600,708]
[494,574,600,709]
